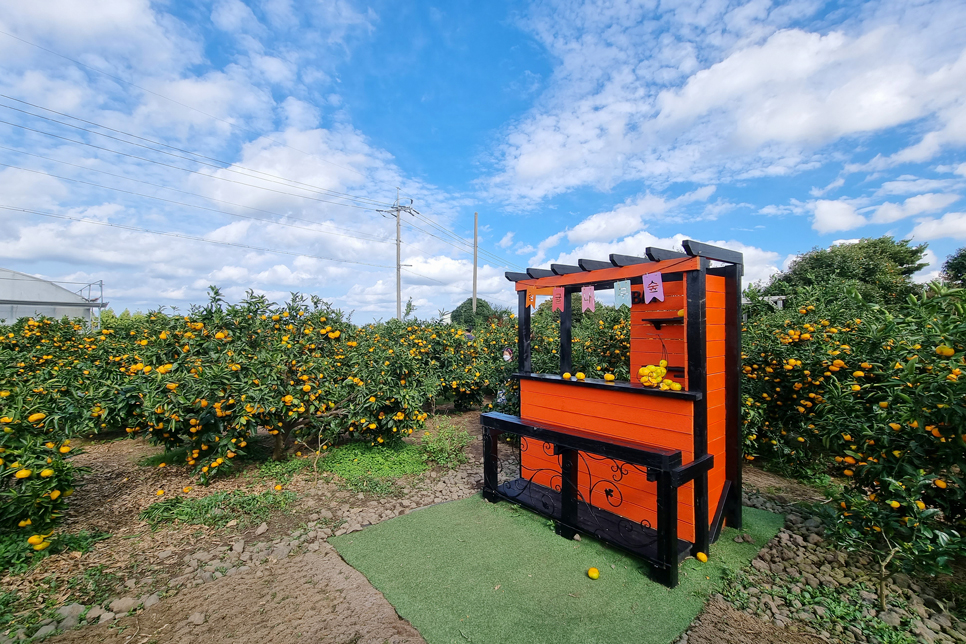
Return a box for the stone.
[270,544,292,560]
[98,612,116,624]
[803,517,821,529]
[933,614,952,628]
[34,624,57,638]
[254,522,268,536]
[318,509,334,520]
[58,615,79,631]
[226,519,238,528]
[893,573,912,589]
[911,620,938,643]
[752,559,770,573]
[56,604,86,621]
[307,542,320,552]
[109,597,139,614]
[807,533,823,544]
[142,593,160,609]
[879,611,902,627]
[232,539,245,554]
[86,607,105,621]
[188,611,206,626]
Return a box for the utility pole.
[396,188,402,320]
[377,189,420,320]
[472,211,478,314]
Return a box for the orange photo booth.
[480,240,743,587]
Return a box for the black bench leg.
[482,427,501,503]
[656,470,679,588]
[555,448,578,540]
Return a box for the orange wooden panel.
[707,340,725,359]
[707,355,726,376]
[630,340,686,357]
[707,325,726,342]
[630,323,685,341]
[707,291,727,309]
[708,372,726,391]
[706,275,726,293]
[707,308,726,325]
[521,380,694,418]
[521,392,694,431]
[521,389,693,432]
[522,406,696,454]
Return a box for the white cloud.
[211,0,263,33]
[497,231,515,249]
[811,199,866,233]
[488,0,966,205]
[909,211,966,240]
[810,177,844,197]
[871,193,960,223]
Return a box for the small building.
[0,268,106,324]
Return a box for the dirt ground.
[685,599,826,644]
[49,542,424,644]
[6,412,834,644]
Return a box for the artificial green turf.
[331,495,782,644]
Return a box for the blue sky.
[1,0,965,320]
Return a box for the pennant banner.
[551,286,565,312]
[581,285,595,312]
[614,280,632,308]
[642,272,665,303]
[525,288,536,309]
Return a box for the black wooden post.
[656,469,679,587]
[559,288,572,375]
[556,448,579,539]
[724,263,743,528]
[686,263,710,558]
[517,289,531,373]
[482,427,501,503]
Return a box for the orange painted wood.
[515,257,699,291]
[706,275,727,293]
[707,291,727,309]
[707,355,726,375]
[521,380,694,419]
[707,308,726,325]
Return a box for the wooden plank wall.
[705,274,729,521]
[519,380,696,542]
[629,281,687,388]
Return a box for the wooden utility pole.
[472,211,478,314]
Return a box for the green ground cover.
[332,495,782,644]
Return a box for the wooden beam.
[551,263,583,275]
[682,240,744,273]
[578,258,613,271]
[505,271,530,282]
[609,253,650,267]
[526,267,555,279]
[514,256,699,290]
[646,247,687,261]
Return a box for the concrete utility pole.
[396,188,402,320]
[376,189,420,320]
[472,211,478,315]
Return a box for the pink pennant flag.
[551,287,565,312]
[642,272,665,303]
[581,285,595,312]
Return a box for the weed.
[138,489,297,529]
[138,447,188,468]
[256,456,312,483]
[420,417,471,468]
[721,569,916,644]
[0,531,111,575]
[318,442,429,495]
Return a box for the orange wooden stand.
[481,241,743,587]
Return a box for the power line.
[0,162,394,244]
[0,144,389,242]
[0,29,372,183]
[0,98,392,208]
[0,118,382,212]
[0,205,396,268]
